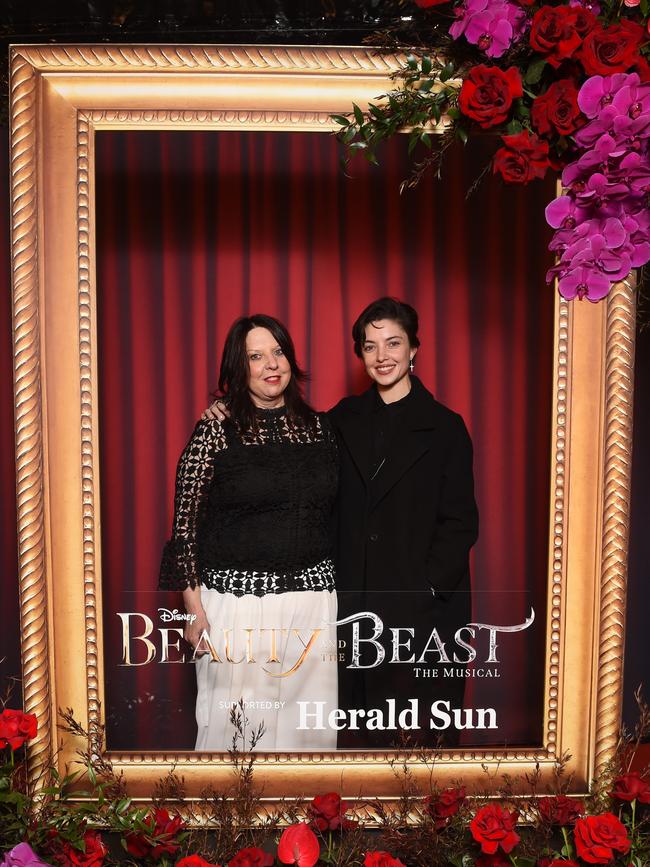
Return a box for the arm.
[426,418,479,599]
[159,420,225,643]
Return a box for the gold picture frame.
[9,43,635,803]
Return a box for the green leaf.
[525,58,547,85]
[505,119,523,135]
[447,106,461,120]
[431,104,441,124]
[406,54,419,70]
[407,133,420,156]
[456,126,468,145]
[418,79,434,93]
[353,103,364,126]
[420,132,432,149]
[331,114,349,126]
[341,126,357,144]
[515,101,531,119]
[440,61,455,83]
[640,0,648,14]
[349,141,368,150]
[421,55,432,76]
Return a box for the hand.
[184,608,211,653]
[202,400,229,422]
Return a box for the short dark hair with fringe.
[351,297,420,359]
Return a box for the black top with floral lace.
[158,407,339,596]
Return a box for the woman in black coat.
[329,297,479,748]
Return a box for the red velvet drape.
[95,130,554,750]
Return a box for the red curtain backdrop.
[95,129,555,751]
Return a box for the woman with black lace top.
[159,315,338,752]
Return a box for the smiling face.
[361,319,416,402]
[246,326,292,408]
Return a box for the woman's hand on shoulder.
[202,400,229,422]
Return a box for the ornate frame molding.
[9,43,634,800]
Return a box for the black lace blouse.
[159,407,339,595]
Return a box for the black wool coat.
[328,376,479,747]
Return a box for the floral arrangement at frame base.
[334,0,650,303]
[1,695,649,867]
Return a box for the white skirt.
[195,589,338,752]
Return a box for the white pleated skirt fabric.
[194,589,338,752]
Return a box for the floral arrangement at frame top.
[1,702,649,866]
[335,0,650,302]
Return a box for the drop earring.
[409,357,415,373]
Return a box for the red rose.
[637,55,650,82]
[0,709,38,750]
[309,792,357,831]
[572,8,597,39]
[470,804,520,855]
[574,813,631,864]
[277,824,320,867]
[228,847,274,867]
[414,0,451,6]
[64,831,107,867]
[610,772,650,803]
[178,858,222,867]
[543,862,580,867]
[537,795,584,825]
[577,20,644,75]
[493,131,550,184]
[531,80,584,137]
[530,7,584,68]
[125,807,186,859]
[458,66,523,128]
[425,786,466,829]
[364,853,407,867]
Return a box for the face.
[246,326,292,408]
[360,319,416,390]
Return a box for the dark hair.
[216,314,314,432]
[351,297,420,358]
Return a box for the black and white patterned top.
[159,407,338,595]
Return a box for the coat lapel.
[368,426,432,510]
[336,377,439,507]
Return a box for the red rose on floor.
[228,847,274,867]
[577,20,644,75]
[0,709,38,750]
[309,792,357,831]
[178,857,222,867]
[610,772,650,803]
[364,853,407,867]
[125,807,186,859]
[493,131,550,184]
[531,80,584,137]
[470,804,520,854]
[425,786,466,829]
[574,813,631,864]
[458,66,523,128]
[537,795,584,825]
[530,7,584,68]
[53,830,107,867]
[277,824,320,867]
